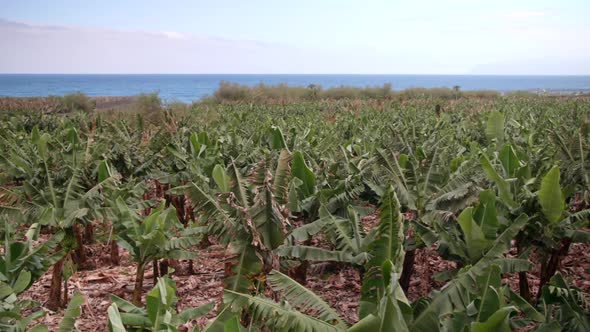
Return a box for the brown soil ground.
[21,215,590,331]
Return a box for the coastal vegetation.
[0,84,589,331]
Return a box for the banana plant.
[534,166,590,300]
[370,144,481,292]
[0,221,66,330]
[108,276,214,332]
[0,289,85,332]
[0,224,50,332]
[403,211,528,331]
[359,187,406,319]
[482,139,590,300]
[222,269,348,331]
[0,221,64,294]
[480,109,562,301]
[183,151,291,296]
[277,205,371,267]
[349,261,410,332]
[438,264,518,332]
[549,119,589,207]
[1,126,113,310]
[434,190,532,280]
[220,260,409,332]
[221,256,536,332]
[155,131,219,220]
[536,273,590,331]
[114,199,201,305]
[504,271,590,331]
[102,119,161,181]
[100,173,150,266]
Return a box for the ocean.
[1,74,589,103]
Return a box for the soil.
[21,216,590,331]
[22,243,227,331]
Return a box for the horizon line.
[2,73,590,77]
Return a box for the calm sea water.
[1,74,589,103]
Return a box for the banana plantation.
[1,96,589,331]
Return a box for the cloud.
[0,19,470,74]
[0,18,587,74]
[500,11,547,20]
[0,19,323,73]
[158,31,188,40]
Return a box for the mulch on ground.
[21,214,590,331]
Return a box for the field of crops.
[1,95,589,331]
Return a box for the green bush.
[208,82,506,103]
[133,92,165,125]
[58,92,95,113]
[213,81,253,101]
[135,92,162,113]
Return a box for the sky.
[1,0,589,74]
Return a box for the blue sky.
[1,0,589,74]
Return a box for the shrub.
[505,90,538,98]
[135,92,162,113]
[133,92,165,125]
[58,92,95,113]
[213,81,253,101]
[359,83,394,99]
[207,82,512,103]
[167,100,191,113]
[320,85,361,99]
[463,90,501,98]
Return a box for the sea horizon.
[2,73,590,103]
[3,73,590,76]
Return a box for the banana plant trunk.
[537,238,572,300]
[172,194,195,274]
[187,260,195,275]
[84,223,94,244]
[290,261,309,285]
[47,257,65,311]
[110,240,120,266]
[153,259,159,285]
[289,239,312,285]
[63,278,68,305]
[519,271,531,302]
[132,262,147,305]
[400,248,416,293]
[516,237,531,301]
[73,224,88,269]
[159,259,169,276]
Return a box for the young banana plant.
[182,150,291,297]
[1,125,113,310]
[114,199,201,305]
[482,143,590,301]
[277,205,372,269]
[370,142,481,292]
[434,190,532,280]
[108,276,214,332]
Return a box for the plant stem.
[84,223,94,244]
[132,263,146,305]
[537,238,572,300]
[73,224,88,269]
[400,248,416,293]
[110,240,120,266]
[47,257,64,311]
[516,237,531,301]
[153,259,159,285]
